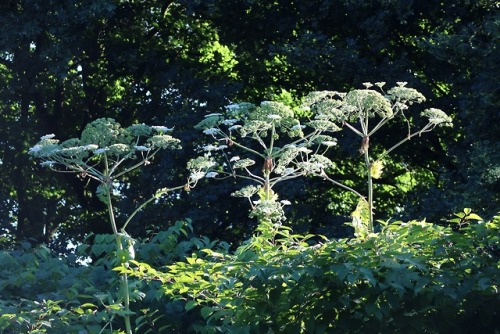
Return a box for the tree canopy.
[0,1,499,333]
[0,0,498,250]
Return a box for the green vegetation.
[0,0,499,332]
[122,216,499,333]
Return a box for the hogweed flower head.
[151,126,174,133]
[421,108,453,127]
[203,128,219,136]
[40,134,56,140]
[29,118,182,185]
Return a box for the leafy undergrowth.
[125,214,499,333]
[0,220,203,334]
[2,215,499,333]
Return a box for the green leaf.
[81,303,97,308]
[200,306,214,319]
[185,300,198,311]
[331,264,350,281]
[466,213,482,221]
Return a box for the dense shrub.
[0,221,204,333]
[121,215,500,333]
[1,214,498,333]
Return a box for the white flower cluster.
[151,126,174,133]
[203,144,227,152]
[134,145,150,152]
[203,128,219,136]
[30,119,182,179]
[267,114,282,120]
[204,113,223,118]
[189,171,206,182]
[421,108,453,127]
[40,134,56,140]
[94,148,108,154]
[222,119,238,126]
[228,125,242,131]
[225,104,240,111]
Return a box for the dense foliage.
[1,93,498,332]
[0,0,498,248]
[123,215,500,333]
[0,220,204,333]
[1,214,498,333]
[0,0,499,333]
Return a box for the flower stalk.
[301,83,452,236]
[29,118,191,334]
[191,83,452,239]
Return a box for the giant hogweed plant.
[187,100,349,238]
[190,82,452,237]
[302,82,452,235]
[29,118,202,334]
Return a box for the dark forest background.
[0,0,498,252]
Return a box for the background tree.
[0,0,498,251]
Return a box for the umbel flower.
[190,83,453,230]
[29,118,180,180]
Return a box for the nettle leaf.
[200,306,214,319]
[331,264,351,281]
[449,208,483,225]
[466,213,483,221]
[185,300,198,311]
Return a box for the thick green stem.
[103,155,132,334]
[106,188,132,334]
[112,148,161,179]
[364,150,374,233]
[343,117,375,233]
[362,111,374,233]
[230,138,266,159]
